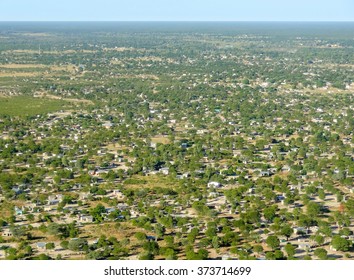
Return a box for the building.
[208,182,221,188]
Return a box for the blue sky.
[1,0,353,21]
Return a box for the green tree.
[307,202,321,218]
[264,206,277,222]
[212,236,220,250]
[280,225,293,241]
[253,244,263,256]
[284,243,296,258]
[134,232,147,242]
[266,235,280,250]
[37,254,52,260]
[68,238,88,252]
[142,241,159,255]
[331,236,351,252]
[60,240,69,249]
[265,251,276,260]
[274,250,284,260]
[47,223,62,236]
[10,226,27,240]
[45,243,55,250]
[311,234,325,246]
[314,248,328,260]
[90,204,106,222]
[197,248,209,260]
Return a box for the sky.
[0,0,353,21]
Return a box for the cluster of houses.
[0,31,353,260]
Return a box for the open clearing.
[0,96,72,116]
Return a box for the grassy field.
[0,96,72,116]
[151,136,171,144]
[0,201,14,220]
[124,174,179,190]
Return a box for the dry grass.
[3,50,41,54]
[0,201,14,220]
[103,47,144,52]
[86,200,109,209]
[110,60,124,66]
[151,136,171,144]
[84,222,136,240]
[21,32,51,37]
[57,50,96,54]
[0,64,47,69]
[3,49,96,55]
[117,74,160,80]
[34,93,94,105]
[50,64,76,72]
[0,63,77,77]
[136,56,164,62]
[124,174,179,190]
[0,72,39,77]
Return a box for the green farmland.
[0,96,71,116]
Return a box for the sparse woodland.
[0,22,353,260]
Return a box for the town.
[0,22,353,260]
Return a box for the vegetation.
[0,22,353,260]
[0,96,72,116]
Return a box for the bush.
[134,232,147,241]
[45,243,55,250]
[331,235,351,252]
[68,238,88,252]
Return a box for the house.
[95,169,108,176]
[79,192,90,200]
[116,155,124,162]
[159,167,169,175]
[111,190,125,199]
[146,235,157,241]
[208,182,221,188]
[117,203,129,211]
[79,215,94,223]
[309,226,319,233]
[97,149,106,155]
[208,192,219,198]
[294,227,309,235]
[181,143,188,149]
[298,243,311,251]
[11,187,22,195]
[100,208,116,219]
[102,122,113,129]
[36,242,47,250]
[44,205,57,212]
[176,174,185,180]
[47,194,63,205]
[329,245,337,251]
[130,209,139,218]
[260,171,270,177]
[14,206,23,216]
[1,228,13,237]
[197,129,208,135]
[282,165,291,172]
[222,254,232,260]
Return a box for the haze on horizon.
[1,0,354,22]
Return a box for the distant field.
[151,136,171,144]
[0,96,71,116]
[124,174,179,189]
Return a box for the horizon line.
[1,20,354,23]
